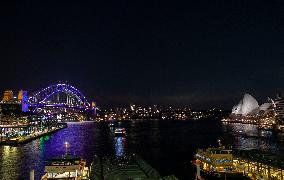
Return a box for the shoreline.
[0,123,67,146]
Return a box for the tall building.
[18,90,24,101]
[2,90,13,102]
[21,90,28,112]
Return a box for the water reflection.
[0,120,283,179]
[222,123,258,136]
[0,146,19,179]
[114,137,126,156]
[222,122,281,153]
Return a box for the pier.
[194,147,284,179]
[234,150,284,180]
[0,123,67,145]
[90,154,178,180]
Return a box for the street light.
[65,142,70,155]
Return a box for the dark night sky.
[1,1,283,108]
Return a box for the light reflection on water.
[114,137,126,156]
[222,122,283,153]
[1,146,19,178]
[223,123,258,136]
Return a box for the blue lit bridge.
[0,83,96,144]
[27,83,96,121]
[28,83,92,110]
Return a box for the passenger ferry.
[41,154,89,180]
[41,143,89,180]
[192,141,243,179]
[114,127,126,137]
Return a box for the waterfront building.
[234,150,284,179]
[231,94,272,117]
[194,146,284,179]
[232,94,259,116]
[0,114,66,144]
[223,93,276,126]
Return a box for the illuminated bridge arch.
[29,83,90,108]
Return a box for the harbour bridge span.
[28,83,92,110]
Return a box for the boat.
[114,127,126,137]
[41,143,89,180]
[258,124,273,131]
[108,122,115,128]
[192,142,243,179]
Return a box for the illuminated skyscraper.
[18,90,23,101]
[19,90,28,112]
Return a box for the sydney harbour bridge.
[2,82,96,122]
[0,83,96,143]
[28,83,96,121]
[29,83,92,109]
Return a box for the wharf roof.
[234,149,284,169]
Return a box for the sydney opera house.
[231,94,272,117]
[222,93,277,128]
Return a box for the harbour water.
[1,119,284,180]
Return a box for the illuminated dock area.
[0,123,67,145]
[234,150,284,180]
[194,145,284,179]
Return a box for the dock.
[90,154,178,180]
[0,123,67,145]
[233,150,284,180]
[194,146,284,179]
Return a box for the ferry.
[192,142,243,179]
[108,122,115,128]
[114,127,126,137]
[258,124,273,131]
[41,143,89,180]
[41,154,89,180]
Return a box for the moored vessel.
[114,127,126,137]
[41,142,89,180]
[193,141,243,179]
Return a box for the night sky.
[1,1,284,108]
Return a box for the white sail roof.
[232,93,259,116]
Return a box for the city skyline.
[0,85,280,110]
[1,1,283,108]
